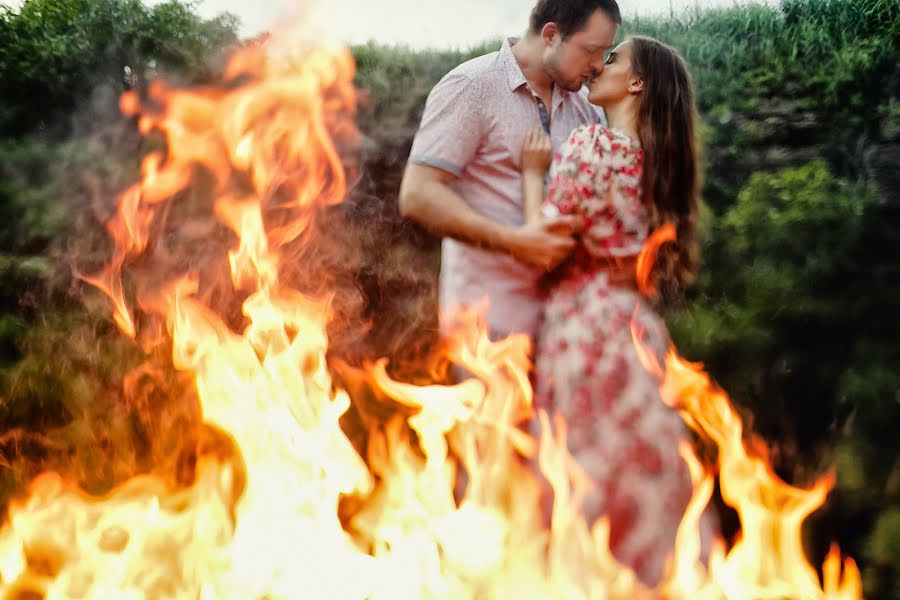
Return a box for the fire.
[645,349,862,599]
[636,222,676,297]
[0,25,862,600]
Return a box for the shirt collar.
[552,84,570,110]
[501,37,527,91]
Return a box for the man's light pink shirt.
[409,37,604,338]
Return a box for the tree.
[0,0,239,137]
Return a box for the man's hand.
[400,163,582,271]
[506,215,584,271]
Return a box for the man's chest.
[475,94,593,170]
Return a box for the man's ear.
[540,22,560,47]
[628,75,644,94]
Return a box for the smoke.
[0,17,452,519]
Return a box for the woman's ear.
[628,74,644,94]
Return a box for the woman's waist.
[545,251,640,291]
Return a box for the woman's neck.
[603,101,640,142]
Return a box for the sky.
[148,0,766,50]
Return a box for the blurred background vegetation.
[0,0,898,596]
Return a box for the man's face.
[544,10,618,92]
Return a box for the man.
[399,0,621,340]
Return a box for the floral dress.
[534,124,695,586]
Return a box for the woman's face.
[587,40,640,106]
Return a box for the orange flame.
[652,350,861,599]
[632,306,861,598]
[0,24,861,600]
[636,222,677,297]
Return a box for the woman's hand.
[522,126,553,173]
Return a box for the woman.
[521,36,704,585]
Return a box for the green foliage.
[863,508,900,597]
[0,0,239,505]
[726,160,860,258]
[0,138,66,361]
[0,138,66,253]
[625,0,900,115]
[0,0,239,136]
[352,40,501,137]
[670,161,874,440]
[868,508,900,567]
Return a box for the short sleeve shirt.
[409,37,605,338]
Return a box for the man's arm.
[399,163,581,272]
[399,163,510,250]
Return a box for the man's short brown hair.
[529,0,622,39]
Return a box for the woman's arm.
[521,126,553,224]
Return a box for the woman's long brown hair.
[630,35,700,292]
